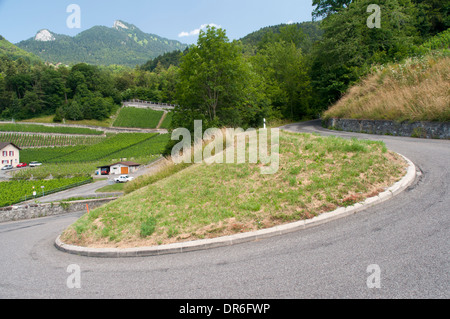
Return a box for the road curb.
[54,153,416,258]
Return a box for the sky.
[0,0,315,44]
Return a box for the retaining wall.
[0,197,117,223]
[324,118,450,139]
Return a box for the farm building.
[97,161,141,175]
[0,142,20,169]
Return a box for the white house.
[97,161,141,175]
[0,142,21,168]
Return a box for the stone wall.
[324,118,450,139]
[0,197,117,223]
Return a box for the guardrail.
[123,99,178,107]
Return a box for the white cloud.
[286,20,295,24]
[178,23,221,37]
[178,31,190,37]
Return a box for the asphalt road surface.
[0,120,448,299]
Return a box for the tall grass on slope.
[323,53,450,122]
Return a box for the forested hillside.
[0,36,42,65]
[239,21,323,54]
[0,54,180,122]
[15,20,187,67]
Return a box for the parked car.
[114,175,134,183]
[29,161,42,167]
[17,162,28,168]
[101,168,110,175]
[1,165,13,170]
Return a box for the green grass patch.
[159,111,173,129]
[61,131,406,248]
[113,107,165,129]
[96,183,125,193]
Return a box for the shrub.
[140,216,157,237]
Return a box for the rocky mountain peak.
[113,20,129,30]
[35,29,55,42]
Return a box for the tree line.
[0,56,180,121]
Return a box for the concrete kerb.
[54,153,416,258]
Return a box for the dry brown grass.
[323,54,450,122]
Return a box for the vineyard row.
[0,132,105,148]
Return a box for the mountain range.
[3,20,323,68]
[14,20,188,67]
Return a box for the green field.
[0,123,104,135]
[113,107,165,129]
[0,176,92,207]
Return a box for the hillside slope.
[322,52,449,122]
[0,35,42,64]
[323,28,450,123]
[240,21,323,54]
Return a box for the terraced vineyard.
[109,133,170,159]
[112,107,166,128]
[0,123,103,135]
[19,133,167,163]
[0,133,105,148]
[20,145,86,163]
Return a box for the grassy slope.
[61,131,406,248]
[323,52,450,122]
[323,29,450,122]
